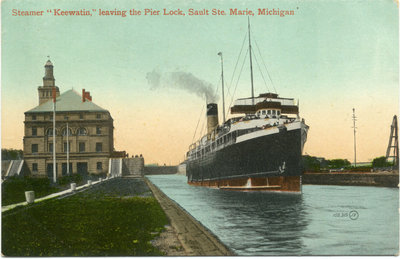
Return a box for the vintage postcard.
[1,0,399,256]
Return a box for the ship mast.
[248,17,255,106]
[218,52,226,123]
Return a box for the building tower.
[38,60,60,105]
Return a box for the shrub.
[1,176,58,206]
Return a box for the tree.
[328,159,351,169]
[302,155,321,171]
[372,156,391,168]
[1,149,23,161]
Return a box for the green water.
[148,175,399,256]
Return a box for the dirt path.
[144,177,235,256]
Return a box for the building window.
[96,126,101,135]
[62,163,73,176]
[32,127,37,136]
[64,142,71,153]
[96,162,102,170]
[47,128,56,136]
[96,143,102,152]
[62,128,72,136]
[79,142,85,152]
[32,115,37,121]
[32,163,38,172]
[77,128,87,136]
[96,114,101,119]
[50,115,53,121]
[79,114,84,120]
[48,143,53,153]
[31,144,38,154]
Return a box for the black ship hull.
[186,127,303,192]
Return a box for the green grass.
[1,175,85,206]
[2,192,169,256]
[1,177,60,206]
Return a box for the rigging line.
[227,48,249,117]
[252,47,270,93]
[225,31,248,103]
[192,76,221,143]
[191,104,205,144]
[253,31,278,94]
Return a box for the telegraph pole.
[352,108,357,167]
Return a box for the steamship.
[185,21,309,192]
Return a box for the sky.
[1,0,399,165]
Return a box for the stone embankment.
[144,166,178,175]
[144,177,235,256]
[303,171,399,187]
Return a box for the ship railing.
[234,97,295,106]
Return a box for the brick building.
[23,60,114,177]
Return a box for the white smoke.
[146,69,218,103]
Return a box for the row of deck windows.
[193,132,236,159]
[257,109,281,116]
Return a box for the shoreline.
[303,171,399,188]
[144,177,235,256]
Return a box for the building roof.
[26,89,108,113]
[45,60,53,66]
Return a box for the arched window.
[62,128,72,136]
[77,128,87,136]
[46,128,56,136]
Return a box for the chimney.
[82,89,92,102]
[85,91,92,101]
[207,103,219,137]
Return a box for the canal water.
[147,174,399,256]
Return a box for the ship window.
[262,110,266,115]
[267,110,271,115]
[272,110,276,115]
[277,110,281,115]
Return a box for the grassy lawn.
[1,177,61,206]
[2,180,169,256]
[1,174,93,206]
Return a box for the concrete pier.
[144,177,234,256]
[303,171,399,187]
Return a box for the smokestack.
[207,103,219,137]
